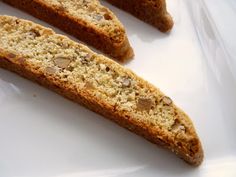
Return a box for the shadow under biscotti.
[0,68,200,177]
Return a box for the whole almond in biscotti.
[105,0,174,32]
[2,0,134,61]
[0,15,203,166]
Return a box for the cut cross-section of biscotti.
[2,0,133,61]
[105,0,174,32]
[0,15,203,165]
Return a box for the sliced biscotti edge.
[0,15,203,165]
[106,0,174,32]
[2,0,134,61]
[0,50,203,166]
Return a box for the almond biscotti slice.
[2,0,133,61]
[0,15,203,165]
[105,0,174,32]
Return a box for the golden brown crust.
[106,0,174,32]
[0,16,203,165]
[2,0,134,61]
[0,54,203,165]
[0,50,203,166]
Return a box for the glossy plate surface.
[0,0,236,176]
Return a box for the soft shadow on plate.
[0,69,201,177]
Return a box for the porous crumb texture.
[0,16,203,165]
[2,0,134,61]
[39,0,123,41]
[106,0,174,32]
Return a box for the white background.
[0,0,236,176]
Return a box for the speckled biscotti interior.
[2,0,134,61]
[0,15,203,165]
[106,0,174,32]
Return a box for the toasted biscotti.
[106,0,174,32]
[2,0,133,61]
[0,15,203,165]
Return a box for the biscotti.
[2,0,133,61]
[106,0,174,32]
[0,15,203,165]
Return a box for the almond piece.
[94,14,103,21]
[84,82,94,90]
[122,78,131,87]
[137,97,154,111]
[88,5,96,12]
[100,7,108,13]
[162,96,172,106]
[85,53,92,60]
[80,53,92,65]
[171,119,186,133]
[104,13,112,20]
[54,57,71,69]
[45,67,56,75]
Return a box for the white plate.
[1,0,236,177]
